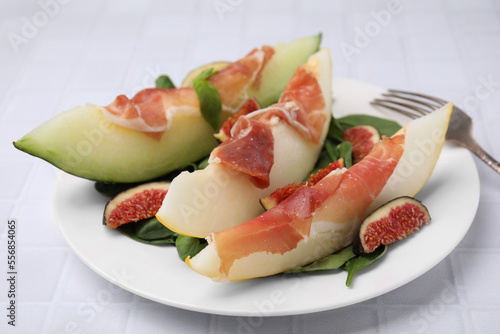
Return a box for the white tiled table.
[2,0,500,333]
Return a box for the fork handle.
[468,142,500,174]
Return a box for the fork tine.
[372,98,430,116]
[382,92,441,111]
[370,100,420,119]
[388,89,448,105]
[372,89,448,119]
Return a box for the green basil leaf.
[327,116,345,143]
[337,141,353,168]
[175,235,208,261]
[134,217,177,241]
[117,220,178,245]
[192,68,222,131]
[286,245,356,273]
[344,245,387,287]
[307,139,338,180]
[338,115,401,137]
[307,150,332,179]
[307,137,350,181]
[155,75,176,89]
[324,139,339,162]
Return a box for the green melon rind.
[13,34,322,183]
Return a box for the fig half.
[354,196,431,254]
[104,181,170,229]
[344,125,380,164]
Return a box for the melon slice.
[13,34,321,183]
[156,48,333,238]
[187,103,452,281]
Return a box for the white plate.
[53,77,480,316]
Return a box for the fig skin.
[103,181,170,229]
[353,196,431,255]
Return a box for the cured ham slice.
[100,47,274,134]
[156,48,333,238]
[187,103,453,281]
[215,99,261,142]
[211,117,275,188]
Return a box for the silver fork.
[371,89,500,174]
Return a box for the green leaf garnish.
[344,245,387,287]
[117,217,178,245]
[192,68,222,130]
[155,75,176,89]
[175,235,208,261]
[327,116,345,143]
[286,245,356,273]
[337,141,352,168]
[338,115,401,137]
[134,217,177,241]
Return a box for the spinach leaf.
[192,68,222,131]
[312,148,334,172]
[134,217,177,241]
[175,235,208,261]
[155,75,176,89]
[117,218,178,245]
[338,115,401,137]
[337,141,353,168]
[344,245,387,287]
[285,244,387,287]
[327,116,345,143]
[324,139,338,162]
[286,245,356,273]
[308,139,352,179]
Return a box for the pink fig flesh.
[103,181,170,229]
[354,196,431,254]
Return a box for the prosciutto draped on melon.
[187,103,453,281]
[156,48,333,238]
[13,35,321,183]
[101,46,276,134]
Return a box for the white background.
[1,0,500,333]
